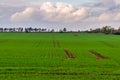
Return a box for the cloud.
[96,0,116,8]
[11,7,36,22]
[114,13,120,20]
[0,0,45,7]
[83,0,116,8]
[83,0,120,22]
[11,2,90,23]
[8,1,120,24]
[98,13,114,21]
[87,12,120,22]
[114,0,120,5]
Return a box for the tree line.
[0,26,120,35]
[0,27,67,33]
[87,26,120,35]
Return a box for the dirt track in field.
[89,50,109,59]
[53,40,61,48]
[64,49,75,58]
[53,40,56,48]
[73,34,79,37]
[57,40,60,48]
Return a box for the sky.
[0,0,120,31]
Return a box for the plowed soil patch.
[89,50,109,59]
[64,49,75,58]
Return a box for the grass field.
[0,33,120,80]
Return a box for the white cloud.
[114,0,120,5]
[11,2,90,23]
[89,12,120,22]
[11,7,36,22]
[98,13,114,21]
[9,1,120,24]
[115,13,120,20]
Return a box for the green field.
[0,33,120,80]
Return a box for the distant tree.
[93,28,101,33]
[110,28,114,34]
[38,28,41,32]
[101,26,111,34]
[0,28,3,32]
[90,28,92,31]
[34,28,38,32]
[51,29,54,32]
[25,28,29,33]
[118,27,120,32]
[113,27,120,35]
[63,28,67,32]
[19,28,23,32]
[44,28,47,32]
[41,28,47,32]
[89,28,100,33]
[78,30,81,32]
[4,28,8,32]
[59,29,63,33]
[29,27,33,32]
[48,29,50,32]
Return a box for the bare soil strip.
[57,40,60,48]
[53,40,61,48]
[53,40,56,48]
[64,49,75,58]
[89,50,109,59]
[100,41,116,48]
[73,34,79,37]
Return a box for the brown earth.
[64,49,75,58]
[73,34,79,37]
[89,50,109,59]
